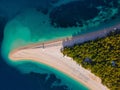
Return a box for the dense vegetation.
[62,29,120,90]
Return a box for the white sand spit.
[10,40,109,90]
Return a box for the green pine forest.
[62,30,120,90]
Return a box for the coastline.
[9,42,108,90]
[9,24,120,90]
[11,21,120,50]
[8,23,120,90]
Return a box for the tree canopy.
[62,30,120,90]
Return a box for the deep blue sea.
[0,0,120,90]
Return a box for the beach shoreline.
[9,23,120,90]
[10,21,120,51]
[9,44,108,90]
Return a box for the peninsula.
[9,23,120,90]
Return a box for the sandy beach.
[8,23,120,90]
[9,39,109,90]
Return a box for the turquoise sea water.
[1,0,120,90]
[15,61,89,90]
[1,9,89,90]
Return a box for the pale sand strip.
[14,22,120,50]
[8,23,120,90]
[9,42,109,90]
